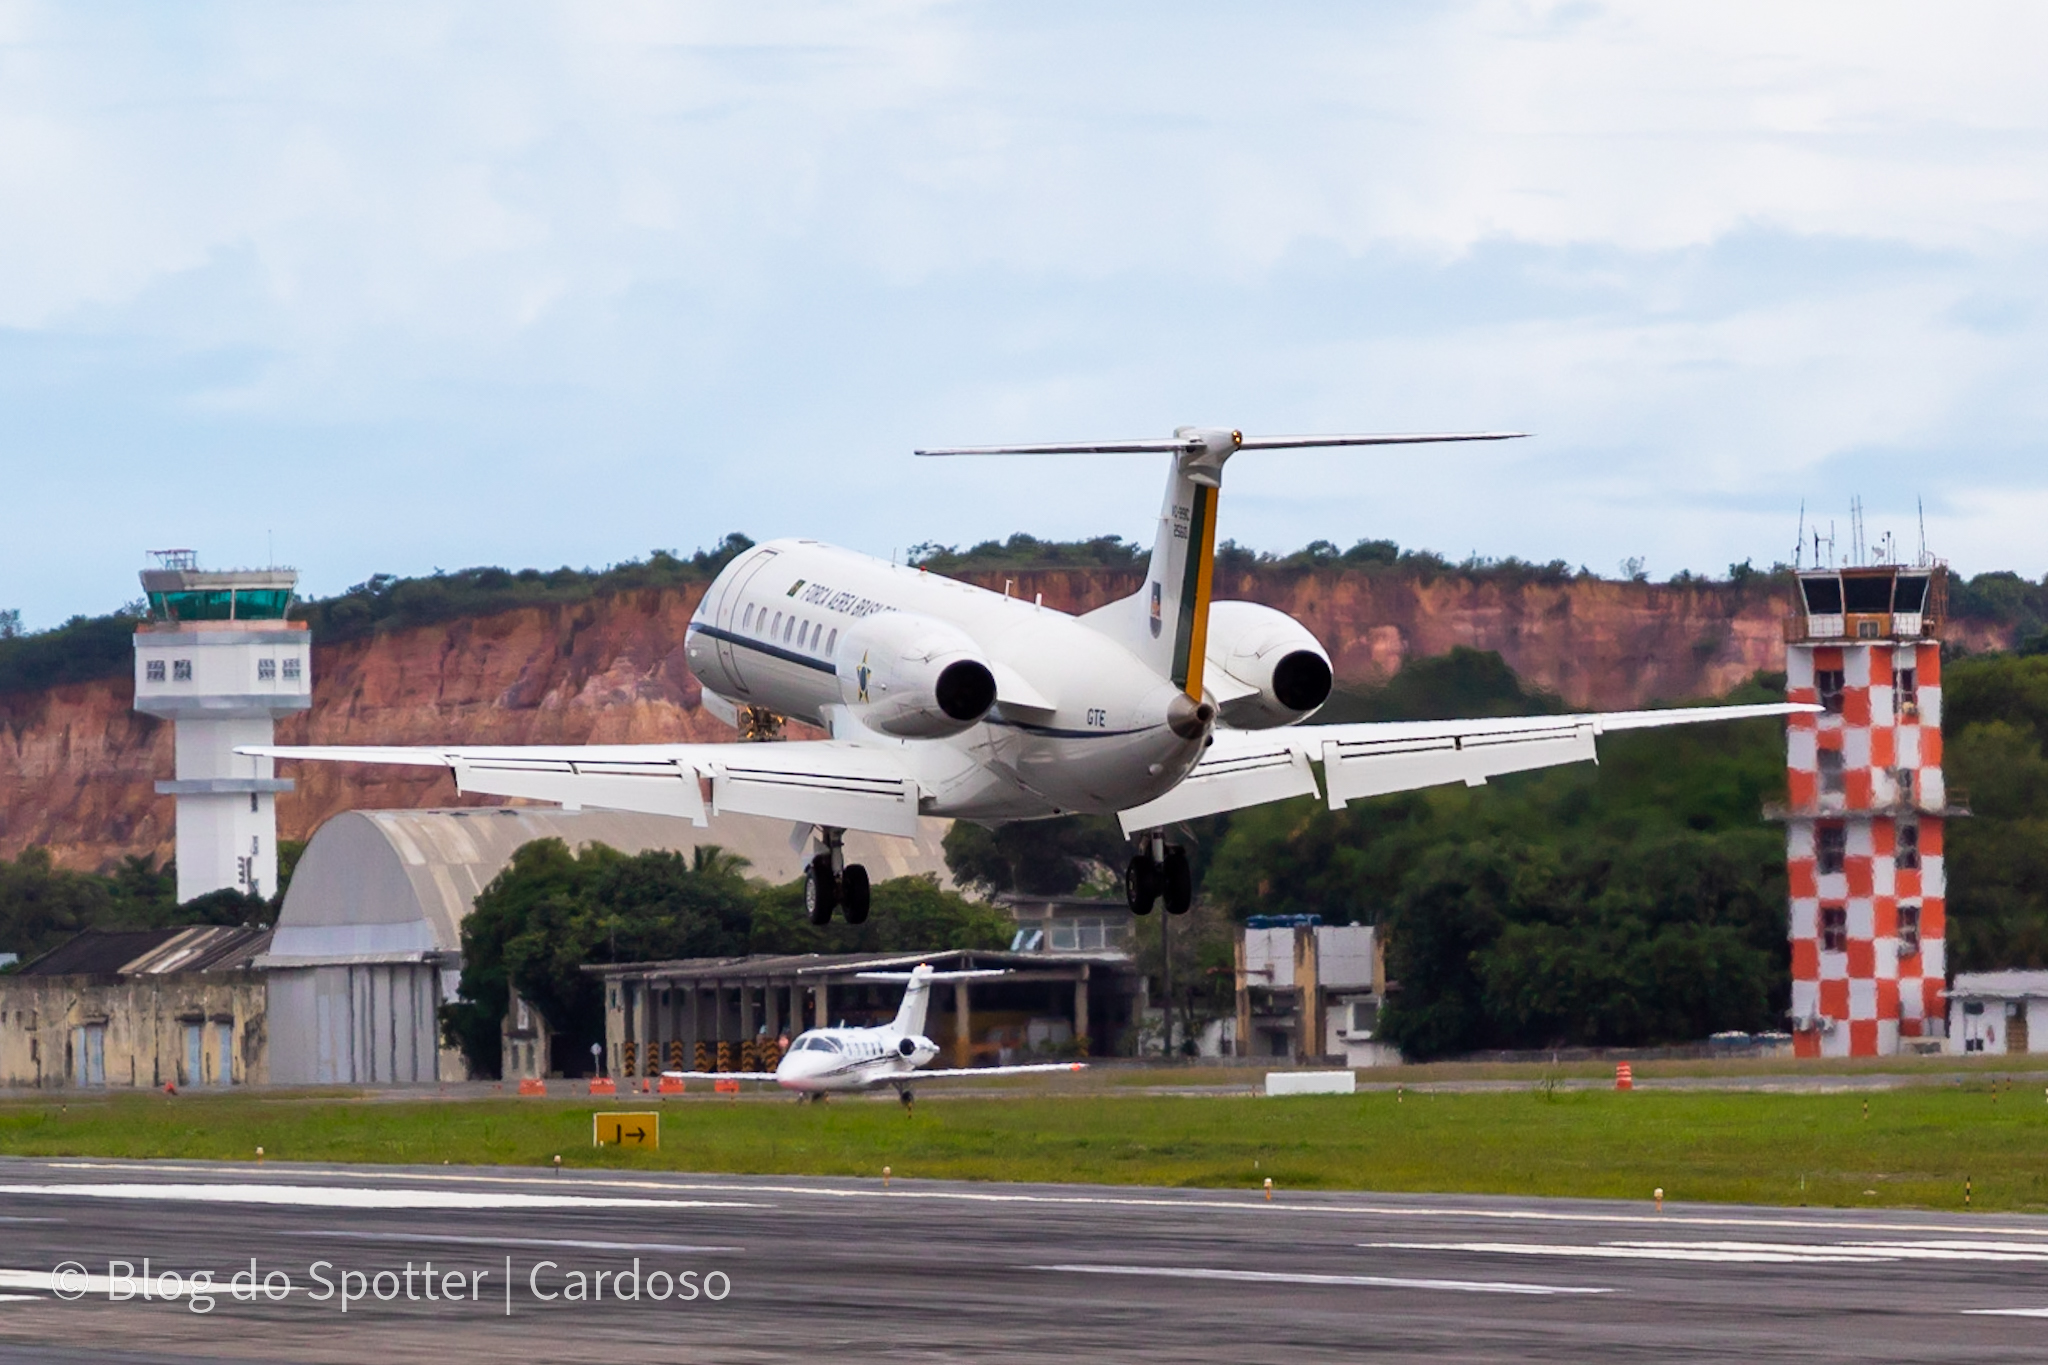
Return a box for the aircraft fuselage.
[684,539,1209,822]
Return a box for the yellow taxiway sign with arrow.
[593,1111,659,1149]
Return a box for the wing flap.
[242,740,921,839]
[1116,701,1816,828]
[451,756,707,826]
[1116,738,1320,835]
[710,759,921,839]
[1320,722,1595,808]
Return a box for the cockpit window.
[795,1034,841,1053]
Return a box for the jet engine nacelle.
[1204,600,1334,728]
[838,612,998,738]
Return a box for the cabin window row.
[739,603,837,658]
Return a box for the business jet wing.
[236,740,926,838]
[909,1062,1089,1079]
[660,1071,782,1083]
[1115,702,1817,833]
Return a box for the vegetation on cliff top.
[0,532,1827,700]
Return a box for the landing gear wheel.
[805,854,839,926]
[1125,854,1159,916]
[1162,845,1193,915]
[899,1087,915,1112]
[842,863,871,925]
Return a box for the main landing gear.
[804,826,871,926]
[1125,831,1192,917]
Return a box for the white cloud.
[0,1,2045,625]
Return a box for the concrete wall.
[0,972,266,1089]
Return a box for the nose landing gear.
[804,827,872,926]
[1125,833,1192,916]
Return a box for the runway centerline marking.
[1031,1264,1612,1296]
[0,1183,762,1213]
[293,1231,742,1254]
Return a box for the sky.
[3,1,2046,629]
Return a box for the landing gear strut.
[804,827,872,926]
[1125,832,1192,916]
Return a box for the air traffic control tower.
[1775,557,1962,1057]
[133,551,310,903]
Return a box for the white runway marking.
[1367,1239,2048,1266]
[0,1269,214,1300]
[0,1183,761,1213]
[1031,1264,1611,1296]
[296,1230,741,1254]
[32,1160,2048,1242]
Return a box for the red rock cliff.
[0,571,2011,871]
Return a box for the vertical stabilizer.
[892,964,937,1037]
[1083,427,1240,698]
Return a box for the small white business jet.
[244,426,1809,924]
[669,963,1086,1104]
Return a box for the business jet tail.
[918,428,1524,698]
[855,964,1010,1036]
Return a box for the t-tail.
[917,426,1527,698]
[854,964,1011,1037]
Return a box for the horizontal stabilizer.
[916,431,1527,457]
[853,969,1010,983]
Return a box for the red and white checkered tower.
[1779,560,1959,1058]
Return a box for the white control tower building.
[133,551,311,904]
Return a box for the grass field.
[5,1080,2048,1213]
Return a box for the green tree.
[0,848,111,963]
[443,840,758,1077]
[943,816,1129,896]
[748,873,1013,955]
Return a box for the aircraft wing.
[659,1071,782,1083]
[236,740,926,838]
[909,1062,1088,1079]
[1116,701,1817,833]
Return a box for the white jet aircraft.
[669,964,1086,1104]
[244,427,1810,925]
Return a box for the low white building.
[1948,971,2048,1055]
[1235,919,1395,1066]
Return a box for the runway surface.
[0,1156,2045,1361]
